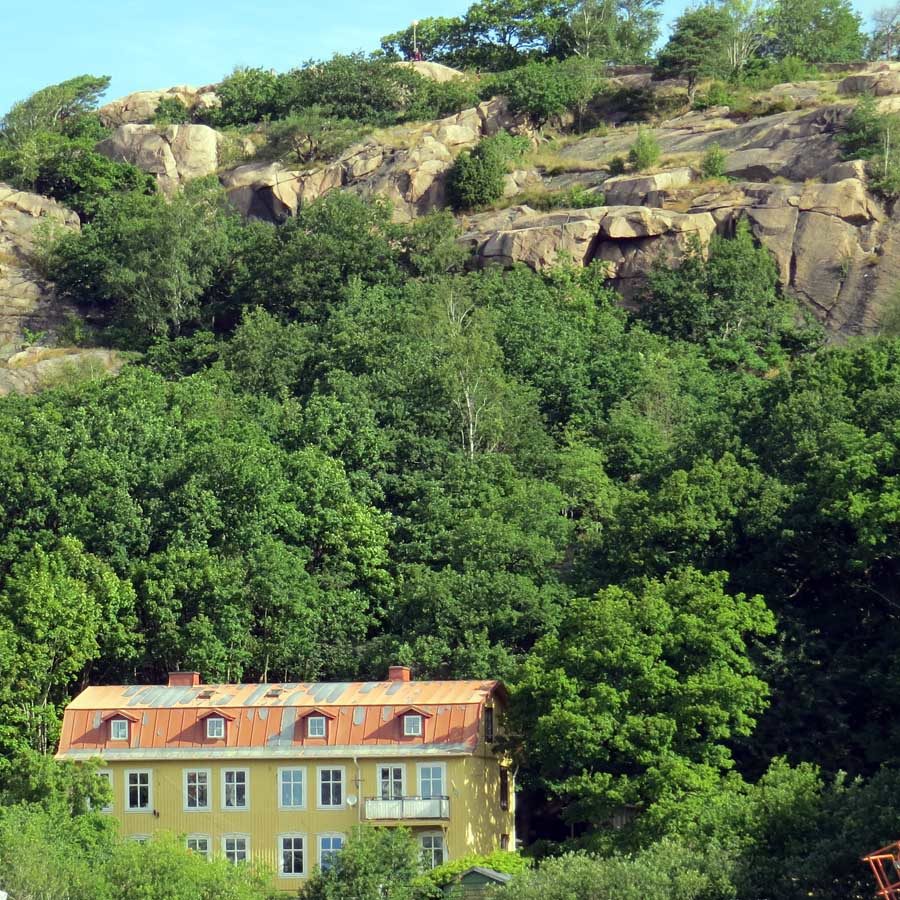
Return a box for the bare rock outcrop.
[98,85,220,127]
[220,98,528,222]
[462,205,717,297]
[0,347,124,397]
[838,63,900,97]
[0,185,80,355]
[96,124,222,195]
[393,61,466,83]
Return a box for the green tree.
[301,827,422,900]
[655,5,734,102]
[510,568,774,831]
[764,0,865,61]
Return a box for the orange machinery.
[864,842,900,898]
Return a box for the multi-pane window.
[223,769,248,809]
[186,835,210,858]
[279,768,305,808]
[127,770,151,810]
[420,834,445,869]
[379,766,404,800]
[111,718,129,741]
[307,715,326,738]
[419,764,444,799]
[280,834,305,876]
[319,768,343,808]
[90,770,112,812]
[500,768,510,811]
[185,769,210,810]
[485,707,495,742]
[403,714,423,736]
[223,835,249,864]
[319,834,344,871]
[206,717,225,739]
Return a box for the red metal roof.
[56,680,501,759]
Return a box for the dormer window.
[403,714,423,737]
[308,715,326,738]
[111,718,129,741]
[206,716,225,739]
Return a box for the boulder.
[98,85,220,127]
[96,124,222,195]
[603,167,694,206]
[0,185,80,355]
[394,61,466,83]
[838,63,900,97]
[0,348,123,397]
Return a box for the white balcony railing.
[364,796,450,820]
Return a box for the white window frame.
[125,768,153,812]
[183,767,212,812]
[278,832,307,877]
[318,833,345,871]
[110,718,130,741]
[378,764,406,800]
[417,762,446,799]
[186,834,211,858]
[89,768,113,812]
[317,765,345,809]
[403,714,423,736]
[278,766,307,810]
[222,768,249,810]
[130,834,151,844]
[206,716,225,739]
[419,832,445,869]
[307,715,327,738]
[222,833,250,865]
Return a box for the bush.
[446,132,530,211]
[607,154,627,175]
[740,56,821,90]
[205,66,284,126]
[415,851,530,899]
[484,58,607,129]
[405,76,481,121]
[700,144,728,178]
[692,80,735,110]
[153,96,191,125]
[263,108,367,165]
[628,127,661,171]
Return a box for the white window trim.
[90,768,113,812]
[222,833,251,864]
[221,767,250,810]
[183,767,212,812]
[377,763,406,799]
[278,832,308,877]
[419,831,445,868]
[316,765,346,810]
[417,762,447,799]
[403,714,423,736]
[129,833,151,844]
[317,832,345,870]
[125,768,153,813]
[307,715,327,738]
[110,718,130,741]
[278,766,307,810]
[186,833,211,858]
[206,717,225,739]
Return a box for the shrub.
[607,155,627,175]
[263,108,368,165]
[484,58,607,129]
[628,127,661,171]
[446,132,530,211]
[700,143,728,178]
[740,56,821,89]
[205,66,284,126]
[414,851,530,899]
[692,80,735,110]
[405,77,480,121]
[153,96,191,125]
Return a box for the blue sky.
[1,0,884,115]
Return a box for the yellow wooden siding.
[102,753,514,892]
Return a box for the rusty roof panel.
[58,679,500,757]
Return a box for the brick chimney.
[388,665,411,682]
[168,671,201,687]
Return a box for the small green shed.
[444,866,513,898]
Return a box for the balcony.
[364,796,450,820]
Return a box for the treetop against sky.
[1,0,887,115]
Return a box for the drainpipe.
[353,755,362,825]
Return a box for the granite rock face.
[96,124,222,195]
[98,85,220,127]
[0,185,79,355]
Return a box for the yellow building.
[56,666,515,892]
